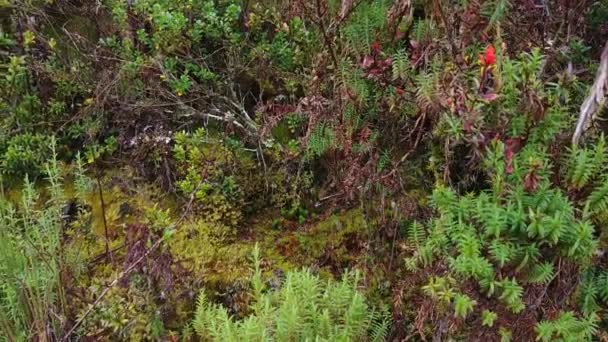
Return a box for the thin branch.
[573,41,608,145]
[95,173,111,262]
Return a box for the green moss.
[168,219,250,285]
[173,129,266,228]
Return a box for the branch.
[573,41,608,145]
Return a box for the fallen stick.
[573,41,608,145]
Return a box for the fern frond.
[527,262,555,284]
[566,136,605,189]
[391,49,410,81]
[586,176,608,216]
[306,122,336,159]
[578,276,599,317]
[453,293,476,319]
[407,221,426,248]
[482,0,512,26]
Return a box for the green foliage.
[453,294,476,318]
[565,135,606,189]
[192,245,388,341]
[412,19,438,44]
[0,139,68,340]
[409,48,603,326]
[306,122,336,159]
[391,49,411,81]
[1,133,52,176]
[527,262,555,284]
[535,311,598,342]
[482,0,512,26]
[481,310,498,327]
[497,278,525,313]
[173,128,264,227]
[342,1,389,55]
[422,276,456,305]
[586,177,608,217]
[407,221,426,248]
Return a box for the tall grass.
[0,138,68,341]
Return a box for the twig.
[573,41,608,145]
[314,0,340,70]
[95,173,111,262]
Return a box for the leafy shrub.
[1,133,52,176]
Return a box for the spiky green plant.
[535,311,598,342]
[0,138,68,340]
[192,245,389,341]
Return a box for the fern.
[411,19,437,44]
[192,249,385,341]
[535,311,598,342]
[482,0,512,26]
[566,136,606,189]
[453,293,476,319]
[369,307,391,342]
[342,1,389,55]
[407,221,426,248]
[598,272,608,302]
[527,262,555,284]
[578,276,600,317]
[481,310,498,327]
[586,176,608,216]
[489,239,515,268]
[415,69,437,110]
[497,278,524,313]
[306,122,336,159]
[391,49,410,81]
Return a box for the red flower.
[371,41,381,53]
[479,45,496,66]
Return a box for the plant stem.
[96,173,111,261]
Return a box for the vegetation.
[1,0,608,340]
[192,245,389,341]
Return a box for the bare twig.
[95,173,111,262]
[573,41,608,145]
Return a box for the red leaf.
[524,171,539,192]
[504,138,521,175]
